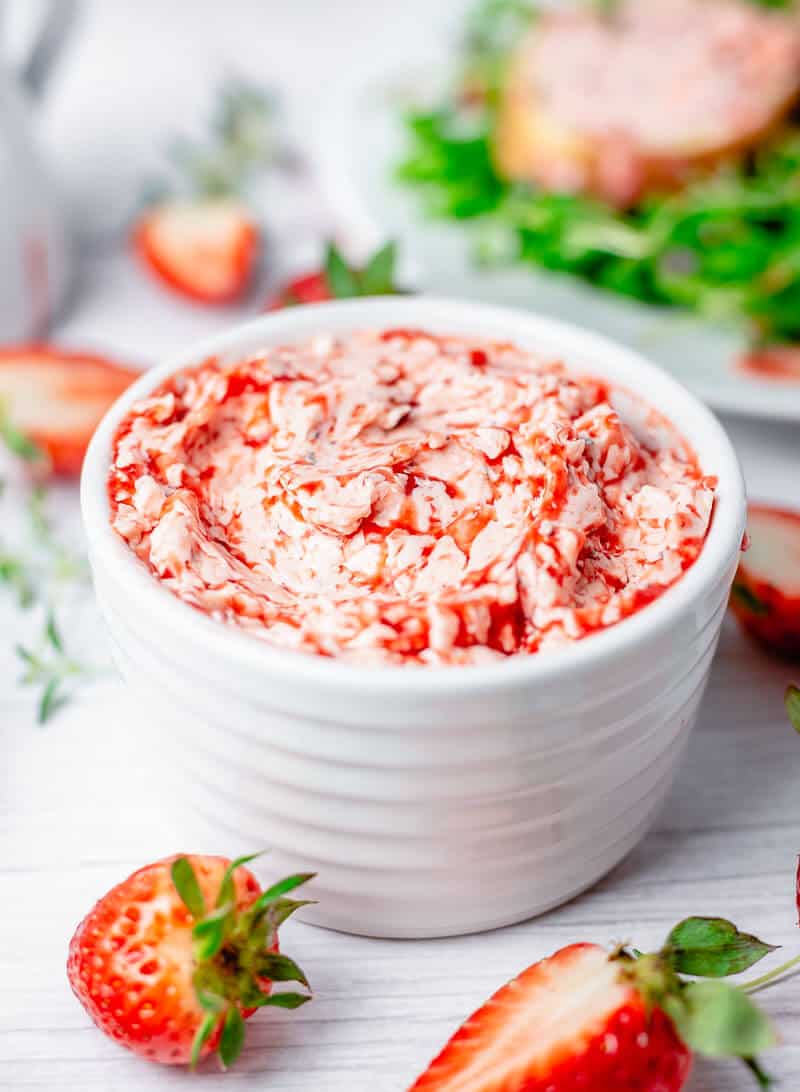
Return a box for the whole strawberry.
[67,854,313,1068]
[267,240,402,309]
[409,917,783,1090]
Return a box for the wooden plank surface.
[3,613,800,1091]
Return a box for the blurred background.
[4,0,457,357]
[1,0,798,717]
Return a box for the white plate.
[316,65,800,422]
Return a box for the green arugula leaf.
[665,918,777,978]
[397,1,800,344]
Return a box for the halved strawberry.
[134,197,259,304]
[267,240,402,310]
[730,503,800,661]
[408,917,782,1091]
[0,347,137,476]
[738,345,800,383]
[67,854,313,1068]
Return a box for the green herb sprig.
[142,79,291,208]
[0,427,91,724]
[16,611,87,724]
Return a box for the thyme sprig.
[16,611,87,724]
[0,431,91,723]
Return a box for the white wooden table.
[3,2,800,1088]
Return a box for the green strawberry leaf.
[786,686,800,734]
[266,897,316,929]
[256,952,309,987]
[193,903,232,960]
[219,1005,246,1069]
[731,582,769,616]
[665,918,777,978]
[325,243,361,298]
[253,872,315,914]
[190,1010,220,1070]
[185,861,313,1070]
[360,241,398,295]
[744,1057,774,1088]
[667,980,777,1059]
[252,990,311,1009]
[171,856,206,920]
[216,852,263,909]
[196,988,226,1014]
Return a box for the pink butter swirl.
[108,329,715,665]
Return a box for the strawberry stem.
[741,952,800,995]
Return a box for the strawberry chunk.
[0,347,137,476]
[731,502,800,660]
[134,197,259,304]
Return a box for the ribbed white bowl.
[81,298,745,938]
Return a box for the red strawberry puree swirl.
[108,330,715,665]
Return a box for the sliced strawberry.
[267,240,402,310]
[730,503,800,660]
[410,945,691,1092]
[0,347,137,477]
[408,918,781,1091]
[134,197,259,304]
[738,345,800,383]
[67,854,313,1068]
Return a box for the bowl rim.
[81,296,745,697]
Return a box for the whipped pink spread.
[109,330,715,665]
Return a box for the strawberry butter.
[108,330,715,665]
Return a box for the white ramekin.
[81,298,745,939]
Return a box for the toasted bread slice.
[494,0,800,208]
